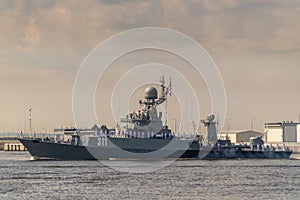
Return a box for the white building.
[264,121,300,143]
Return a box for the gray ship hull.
[204,147,292,159]
[19,139,292,160]
[19,138,200,160]
[19,139,95,160]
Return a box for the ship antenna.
[28,108,32,137]
[157,75,173,126]
[168,77,172,95]
[165,93,168,127]
[160,75,165,99]
[164,76,173,127]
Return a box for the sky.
[1,0,300,133]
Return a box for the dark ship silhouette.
[19,77,292,160]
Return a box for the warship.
[19,77,292,160]
[199,115,292,159]
[204,136,293,159]
[19,77,202,160]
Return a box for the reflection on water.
[0,151,300,199]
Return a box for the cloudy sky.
[1,0,300,133]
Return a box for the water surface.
[1,151,299,199]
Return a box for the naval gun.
[250,130,268,147]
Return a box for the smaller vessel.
[201,118,293,159]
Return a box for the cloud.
[1,0,300,130]
[1,0,300,56]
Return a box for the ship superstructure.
[119,76,172,137]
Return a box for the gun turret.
[258,129,268,139]
[250,130,268,147]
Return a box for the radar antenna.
[158,75,172,126]
[156,75,172,105]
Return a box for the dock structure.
[3,143,27,151]
[0,136,27,151]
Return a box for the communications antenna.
[28,108,32,136]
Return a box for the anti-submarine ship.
[19,77,201,160]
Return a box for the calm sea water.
[0,151,299,200]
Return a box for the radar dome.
[144,86,158,100]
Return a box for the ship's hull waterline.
[19,138,292,160]
[19,138,202,160]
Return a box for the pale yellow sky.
[1,0,300,133]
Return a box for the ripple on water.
[0,151,300,199]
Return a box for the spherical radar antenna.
[144,86,158,100]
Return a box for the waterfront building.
[264,121,300,143]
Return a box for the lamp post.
[45,123,53,135]
[170,117,180,134]
[226,118,232,140]
[16,124,22,133]
[2,124,8,138]
[251,118,257,131]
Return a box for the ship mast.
[201,114,217,145]
[159,76,172,126]
[28,108,32,137]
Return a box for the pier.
[3,143,26,151]
[0,135,26,151]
